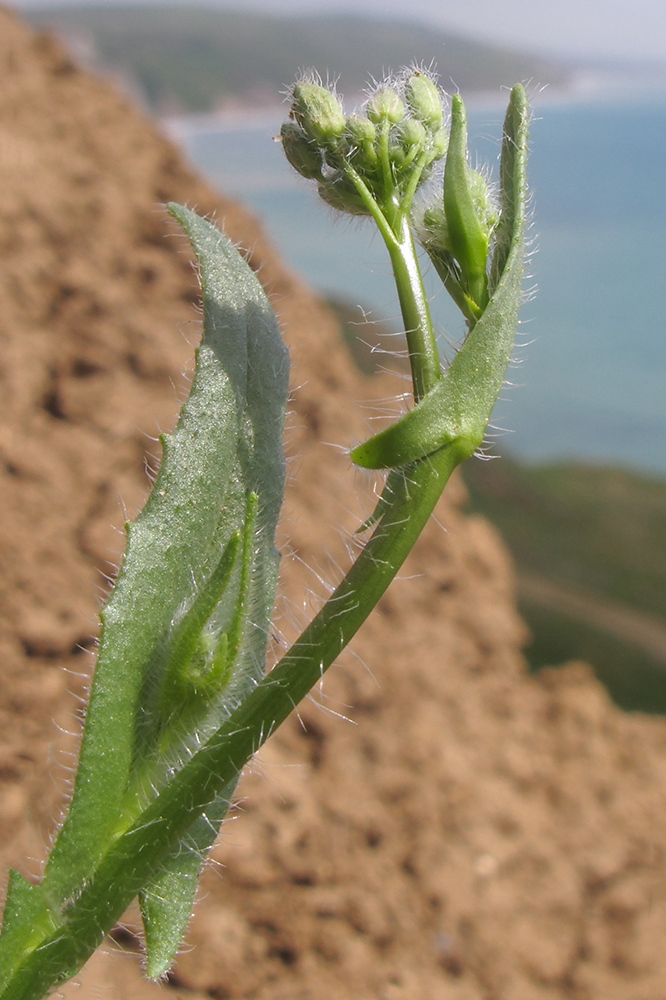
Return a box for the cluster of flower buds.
[417,95,499,321]
[280,71,448,217]
[281,71,501,327]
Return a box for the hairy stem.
[342,163,440,401]
[0,228,455,1000]
[0,440,464,1000]
[385,215,441,400]
[0,82,529,1000]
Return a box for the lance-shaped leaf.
[139,778,237,978]
[0,205,289,989]
[351,84,528,471]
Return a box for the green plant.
[0,71,528,999]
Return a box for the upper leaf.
[351,84,529,470]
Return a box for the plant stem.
[0,226,457,1000]
[378,118,393,199]
[0,439,464,1000]
[343,164,440,402]
[342,162,397,248]
[385,215,440,400]
[0,83,529,1000]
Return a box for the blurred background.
[12,0,666,711]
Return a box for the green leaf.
[443,94,490,308]
[0,872,56,995]
[0,872,40,941]
[351,84,529,471]
[139,779,236,979]
[489,84,529,294]
[140,496,259,978]
[23,205,289,975]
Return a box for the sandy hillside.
[2,8,666,999]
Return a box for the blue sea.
[168,96,666,477]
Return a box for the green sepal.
[352,85,528,471]
[317,172,370,215]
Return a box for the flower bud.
[428,127,448,162]
[366,86,405,125]
[280,122,323,180]
[317,173,368,216]
[341,114,378,170]
[345,114,376,145]
[399,118,427,152]
[422,204,452,253]
[390,118,426,168]
[417,203,481,323]
[467,168,499,238]
[405,73,443,128]
[291,81,345,147]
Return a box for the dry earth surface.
[2,8,666,999]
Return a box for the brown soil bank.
[2,9,666,999]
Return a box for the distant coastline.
[162,65,666,141]
[24,5,571,118]
[531,62,666,108]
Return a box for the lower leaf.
[139,777,237,979]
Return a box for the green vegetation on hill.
[25,5,568,114]
[520,601,666,715]
[464,457,666,619]
[463,456,666,713]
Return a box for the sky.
[11,0,666,63]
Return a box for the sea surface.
[167,96,666,477]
